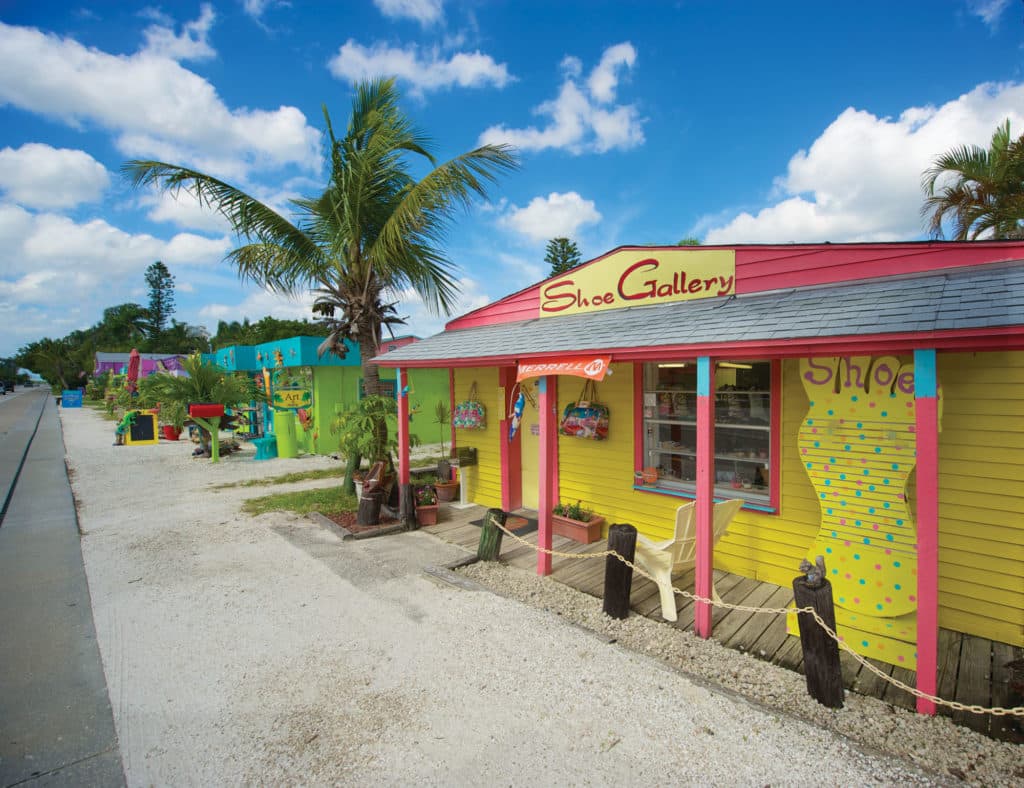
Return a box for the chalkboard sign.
[61,390,83,408]
[125,412,158,445]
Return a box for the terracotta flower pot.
[552,513,605,544]
[434,480,459,502]
[162,425,181,441]
[415,504,439,526]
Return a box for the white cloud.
[701,81,1024,244]
[0,21,321,179]
[199,288,313,322]
[587,42,636,103]
[373,0,444,26]
[0,204,229,283]
[0,204,235,353]
[479,42,643,154]
[141,3,216,61]
[967,0,1010,29]
[328,40,511,95]
[500,191,602,243]
[0,143,109,209]
[242,0,287,23]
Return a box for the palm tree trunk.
[358,336,385,397]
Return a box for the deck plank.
[713,582,781,648]
[989,642,1024,743]
[884,667,918,710]
[774,635,804,674]
[953,635,994,735]
[721,585,793,656]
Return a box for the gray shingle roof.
[379,263,1024,364]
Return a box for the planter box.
[188,403,225,418]
[415,504,439,526]
[161,425,181,441]
[434,480,459,503]
[552,514,605,544]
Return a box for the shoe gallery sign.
[539,248,735,318]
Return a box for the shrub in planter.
[551,500,605,544]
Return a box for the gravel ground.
[63,406,1020,786]
[459,562,1024,786]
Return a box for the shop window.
[640,360,774,507]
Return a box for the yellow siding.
[452,368,503,509]
[935,351,1024,646]
[457,352,1023,648]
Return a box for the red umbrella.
[126,348,141,395]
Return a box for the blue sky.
[1,0,1022,357]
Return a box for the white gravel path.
[62,406,1017,786]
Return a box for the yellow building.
[378,241,1024,715]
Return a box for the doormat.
[468,514,537,536]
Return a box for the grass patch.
[242,485,357,517]
[214,466,345,489]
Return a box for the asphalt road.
[0,391,125,787]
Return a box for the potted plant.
[331,395,401,497]
[551,500,605,544]
[141,354,261,458]
[414,484,439,526]
[434,458,459,502]
[159,400,187,441]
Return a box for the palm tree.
[921,118,1024,240]
[123,79,518,398]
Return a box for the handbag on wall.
[453,382,486,430]
[559,380,609,440]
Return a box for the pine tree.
[144,261,176,343]
[545,237,582,276]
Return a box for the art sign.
[539,248,735,318]
[273,388,312,409]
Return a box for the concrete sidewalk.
[0,397,124,787]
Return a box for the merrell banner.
[517,356,611,382]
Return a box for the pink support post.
[914,349,938,715]
[537,375,557,576]
[397,368,410,486]
[694,356,715,638]
[448,368,456,459]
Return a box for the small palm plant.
[143,353,261,453]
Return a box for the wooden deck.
[424,505,1023,743]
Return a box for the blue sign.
[61,390,83,408]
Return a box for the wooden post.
[792,575,845,709]
[399,483,416,530]
[603,523,637,619]
[477,508,507,561]
[357,491,382,526]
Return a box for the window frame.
[633,359,781,513]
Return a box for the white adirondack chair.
[634,499,744,622]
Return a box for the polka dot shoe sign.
[791,356,942,669]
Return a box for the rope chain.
[486,519,1024,718]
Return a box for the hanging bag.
[453,382,486,430]
[559,380,609,440]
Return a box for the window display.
[641,361,772,503]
